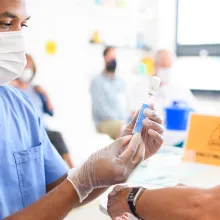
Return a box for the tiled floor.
[65,200,110,220]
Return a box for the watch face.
[127,188,140,202]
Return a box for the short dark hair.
[103,46,114,57]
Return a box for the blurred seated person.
[90,47,128,140]
[129,49,198,117]
[11,54,74,168]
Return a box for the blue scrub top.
[0,85,68,219]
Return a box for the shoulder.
[92,75,102,82]
[0,85,30,101]
[0,85,37,112]
[90,75,103,87]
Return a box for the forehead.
[106,48,116,57]
[160,51,170,58]
[0,0,29,18]
[159,52,172,62]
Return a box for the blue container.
[165,101,191,131]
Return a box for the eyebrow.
[0,11,30,20]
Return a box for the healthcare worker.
[130,50,198,117]
[0,0,164,219]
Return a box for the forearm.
[34,86,54,112]
[46,173,107,208]
[78,188,108,207]
[5,180,79,220]
[136,186,214,220]
[44,94,53,112]
[62,154,74,169]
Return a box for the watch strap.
[127,187,145,219]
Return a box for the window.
[176,0,220,56]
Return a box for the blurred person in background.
[90,46,128,140]
[11,54,74,168]
[130,49,198,118]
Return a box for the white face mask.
[19,68,33,83]
[157,68,172,85]
[0,31,26,85]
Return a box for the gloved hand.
[122,104,164,159]
[67,135,145,202]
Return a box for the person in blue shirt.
[90,46,128,140]
[0,0,164,219]
[11,53,74,168]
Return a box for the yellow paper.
[183,114,220,166]
[45,41,57,55]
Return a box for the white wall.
[157,0,177,50]
[155,0,220,92]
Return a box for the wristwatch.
[127,187,145,219]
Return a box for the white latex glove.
[122,104,164,159]
[67,134,144,202]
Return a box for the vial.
[132,76,161,134]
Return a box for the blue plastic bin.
[165,101,191,131]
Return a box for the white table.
[100,146,220,216]
[163,130,187,146]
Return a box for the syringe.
[132,76,161,135]
[120,76,161,156]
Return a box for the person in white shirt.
[129,50,198,118]
[90,47,128,140]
